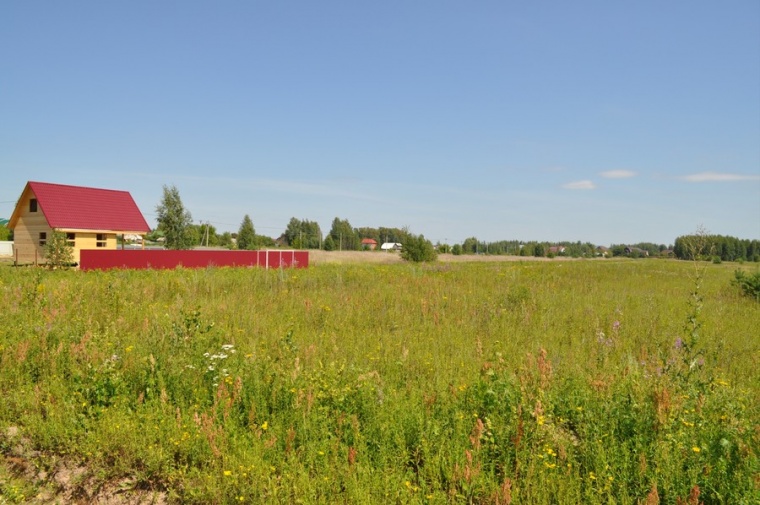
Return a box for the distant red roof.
[10,181,150,233]
[361,238,378,245]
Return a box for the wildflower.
[589,472,596,480]
[692,446,701,453]
[125,346,134,353]
[674,338,684,350]
[261,421,268,431]
[224,470,232,476]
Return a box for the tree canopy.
[401,233,437,263]
[237,215,257,250]
[155,185,193,250]
[283,218,322,249]
[326,218,360,251]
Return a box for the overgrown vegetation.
[733,269,760,301]
[0,260,757,503]
[43,231,74,269]
[400,233,437,263]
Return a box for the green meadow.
[0,259,758,503]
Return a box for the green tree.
[194,222,219,247]
[237,215,257,250]
[44,231,74,269]
[401,233,438,263]
[155,185,193,250]
[462,237,479,254]
[328,218,359,251]
[218,231,234,249]
[451,243,463,256]
[323,235,336,251]
[0,225,10,241]
[284,218,323,249]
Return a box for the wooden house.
[7,181,150,265]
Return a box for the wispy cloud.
[562,180,596,190]
[680,171,760,182]
[599,169,637,179]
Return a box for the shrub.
[44,231,74,269]
[733,269,760,301]
[400,233,437,262]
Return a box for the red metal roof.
[23,181,150,233]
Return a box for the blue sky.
[2,1,758,246]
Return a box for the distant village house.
[381,242,402,251]
[7,181,150,265]
[361,238,378,250]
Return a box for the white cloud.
[562,180,596,190]
[681,171,760,182]
[599,169,637,179]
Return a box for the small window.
[96,233,107,248]
[66,232,75,246]
[30,198,38,212]
[39,232,46,246]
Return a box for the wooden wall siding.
[13,191,52,264]
[60,232,118,264]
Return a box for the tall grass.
[0,260,758,503]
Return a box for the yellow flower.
[224,470,232,476]
[261,421,268,431]
[692,446,701,453]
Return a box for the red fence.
[80,249,308,271]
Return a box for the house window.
[39,232,46,246]
[66,233,75,246]
[96,233,107,248]
[30,198,38,212]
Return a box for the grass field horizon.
[1,257,758,503]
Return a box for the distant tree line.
[673,234,760,262]
[149,185,758,263]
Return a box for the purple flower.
[674,337,683,350]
